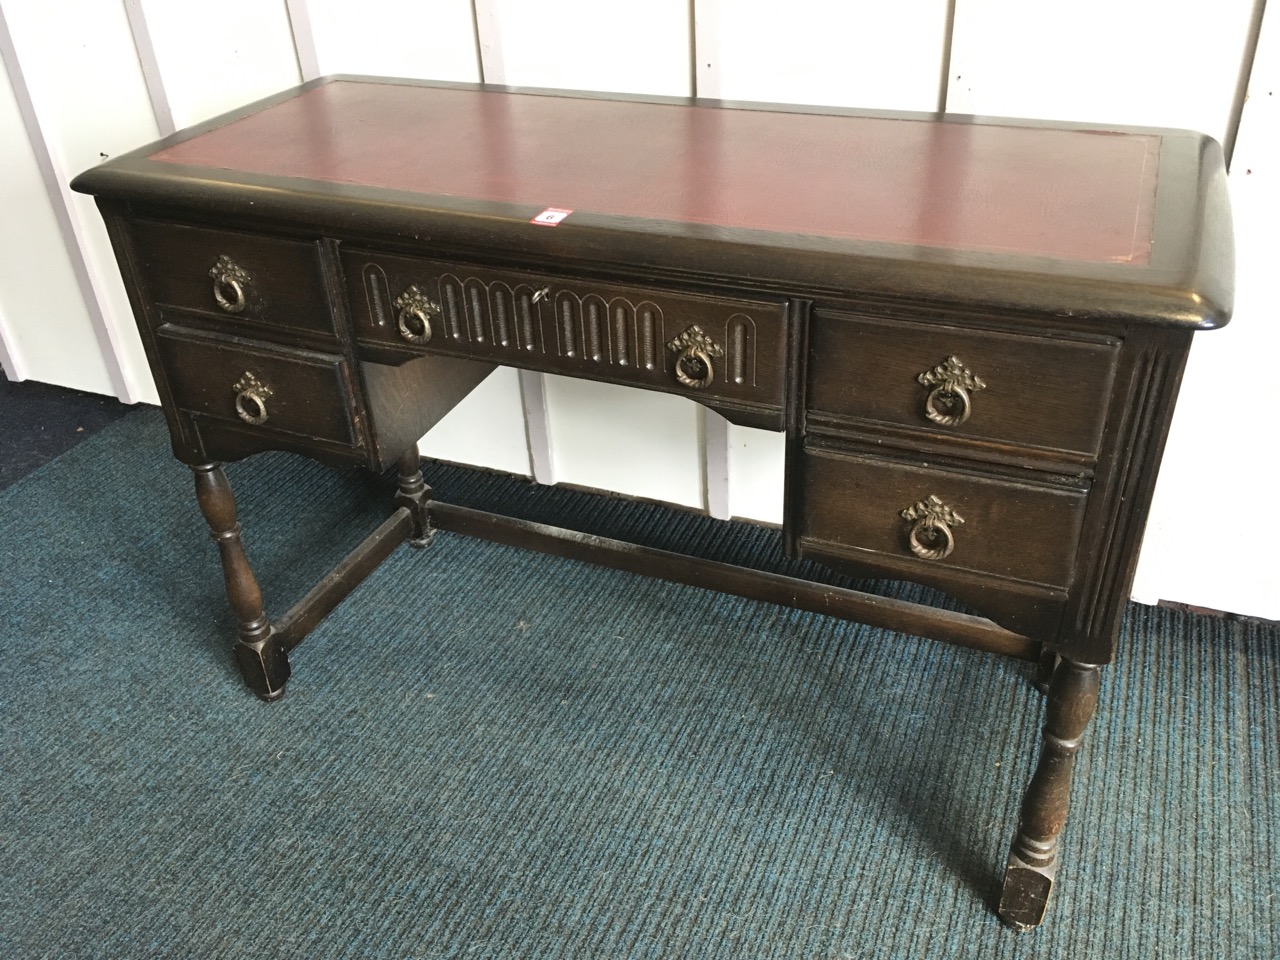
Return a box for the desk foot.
[192,463,290,701]
[999,849,1058,931]
[394,443,434,548]
[998,657,1101,929]
[234,633,291,701]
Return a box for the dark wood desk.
[72,76,1233,930]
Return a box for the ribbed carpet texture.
[1,410,1275,959]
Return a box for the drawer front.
[800,446,1088,590]
[155,325,357,446]
[130,220,333,337]
[807,312,1120,458]
[342,249,788,414]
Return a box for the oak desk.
[73,76,1233,930]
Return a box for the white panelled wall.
[1134,4,1279,617]
[475,0,704,505]
[1,0,1275,619]
[695,0,956,522]
[1,0,159,402]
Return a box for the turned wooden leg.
[998,656,1102,930]
[191,463,290,701]
[394,442,434,548]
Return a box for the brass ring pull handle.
[393,285,439,344]
[666,325,724,390]
[900,495,964,560]
[908,517,956,560]
[233,372,273,426]
[674,346,715,388]
[210,256,251,314]
[917,356,986,426]
[925,381,972,425]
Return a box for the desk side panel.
[359,355,499,470]
[97,203,202,462]
[1059,324,1196,663]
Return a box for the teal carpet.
[1,410,1276,959]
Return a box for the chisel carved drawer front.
[130,220,334,340]
[807,312,1121,461]
[342,249,788,422]
[801,446,1089,592]
[155,325,358,446]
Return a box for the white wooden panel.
[948,1,1270,615]
[419,367,532,476]
[285,0,321,80]
[473,0,697,502]
[123,0,175,135]
[294,1,517,471]
[300,1,525,469]
[1131,9,1280,619]
[1,0,161,403]
[695,0,951,110]
[695,1,955,529]
[518,369,554,483]
[727,425,785,524]
[0,309,16,380]
[477,0,691,94]
[703,409,730,519]
[300,0,512,473]
[947,0,1254,142]
[543,375,703,508]
[303,0,480,81]
[135,0,300,129]
[0,61,112,391]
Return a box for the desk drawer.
[807,312,1120,459]
[343,249,788,417]
[800,446,1088,590]
[130,220,334,338]
[155,325,357,446]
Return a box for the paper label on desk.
[531,207,573,226]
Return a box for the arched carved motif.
[438,274,466,341]
[727,313,757,385]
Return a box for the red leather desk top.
[151,80,1160,266]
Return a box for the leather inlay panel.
[151,81,1160,265]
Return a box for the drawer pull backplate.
[233,371,273,426]
[900,494,964,560]
[393,285,439,344]
[209,255,250,314]
[917,355,985,426]
[666,325,724,390]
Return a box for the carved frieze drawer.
[154,325,358,447]
[807,311,1121,461]
[129,220,335,340]
[799,444,1089,593]
[341,249,788,426]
